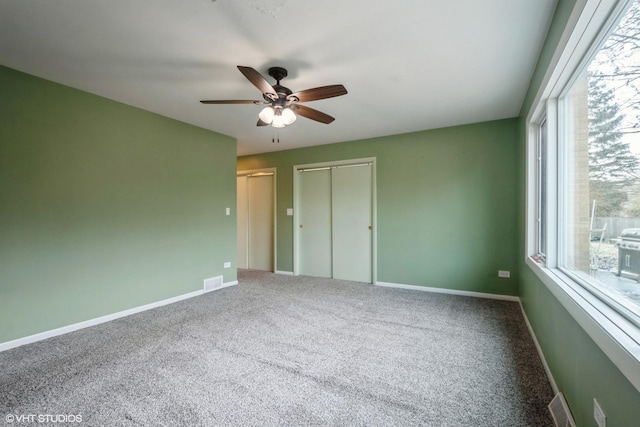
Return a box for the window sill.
[525,256,640,393]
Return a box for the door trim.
[293,157,377,283]
[237,168,277,272]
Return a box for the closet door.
[247,175,274,271]
[298,169,332,278]
[332,164,372,283]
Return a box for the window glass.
[562,0,640,318]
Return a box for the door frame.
[237,168,277,272]
[292,157,377,283]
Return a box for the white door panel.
[332,165,372,282]
[299,169,332,278]
[247,175,274,271]
[237,176,248,269]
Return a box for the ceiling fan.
[200,66,347,128]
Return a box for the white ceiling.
[0,0,557,156]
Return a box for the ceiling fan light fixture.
[258,106,275,124]
[282,107,297,125]
[271,111,286,128]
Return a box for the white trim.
[526,0,605,123]
[375,281,520,302]
[275,270,294,276]
[519,300,559,395]
[0,281,237,352]
[219,280,239,290]
[545,99,559,267]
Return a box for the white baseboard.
[220,280,239,289]
[0,281,237,353]
[375,281,520,302]
[519,301,559,394]
[275,270,294,276]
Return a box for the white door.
[247,175,274,271]
[237,173,274,271]
[237,176,248,269]
[332,164,372,282]
[298,169,332,278]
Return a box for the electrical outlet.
[498,270,510,278]
[594,399,606,427]
[224,262,231,268]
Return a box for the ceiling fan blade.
[257,118,269,126]
[237,66,278,101]
[292,104,335,124]
[287,85,347,103]
[200,100,265,104]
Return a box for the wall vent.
[549,392,576,427]
[203,276,224,293]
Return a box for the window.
[528,0,640,390]
[560,0,640,321]
[537,118,548,261]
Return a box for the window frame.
[526,0,640,393]
[536,116,548,262]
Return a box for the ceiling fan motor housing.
[267,67,293,100]
[268,66,288,82]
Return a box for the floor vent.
[549,392,576,427]
[203,276,224,293]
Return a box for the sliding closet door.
[332,164,372,283]
[296,162,374,283]
[247,175,274,271]
[298,169,332,278]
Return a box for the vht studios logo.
[5,413,83,423]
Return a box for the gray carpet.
[1,270,554,426]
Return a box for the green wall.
[239,119,520,296]
[518,1,640,426]
[0,65,237,344]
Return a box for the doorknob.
[368,226,372,230]
[300,224,303,228]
